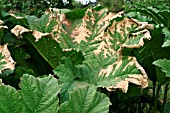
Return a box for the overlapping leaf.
[10,12,83,69]
[59,86,111,113]
[20,74,60,113]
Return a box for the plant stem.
[160,83,169,113]
[152,84,161,113]
[148,81,156,113]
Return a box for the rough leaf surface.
[20,74,60,113]
[57,8,152,92]
[59,86,111,113]
[0,84,22,113]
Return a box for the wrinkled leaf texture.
[0,74,60,113]
[59,86,111,113]
[57,8,151,93]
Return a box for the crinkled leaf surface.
[57,8,152,92]
[11,13,83,69]
[59,86,111,113]
[153,59,170,77]
[0,84,22,113]
[0,74,60,113]
[20,74,60,113]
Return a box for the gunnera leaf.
[19,74,60,113]
[0,84,22,113]
[59,86,111,113]
[58,8,153,92]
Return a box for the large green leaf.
[20,74,60,113]
[153,59,170,77]
[59,86,111,113]
[0,84,22,113]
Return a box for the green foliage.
[25,14,57,33]
[153,59,170,78]
[123,1,170,112]
[0,84,22,113]
[162,27,170,47]
[0,74,60,113]
[59,86,111,113]
[0,74,111,113]
[20,74,60,113]
[1,1,170,112]
[24,34,63,69]
[65,8,87,21]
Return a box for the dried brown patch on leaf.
[106,17,153,58]
[0,20,8,29]
[130,18,154,30]
[97,11,124,34]
[70,9,94,43]
[98,56,148,93]
[11,25,50,41]
[11,25,31,38]
[9,13,24,19]
[46,8,70,42]
[0,26,8,29]
[0,20,4,24]
[107,80,129,93]
[0,44,16,73]
[32,31,50,42]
